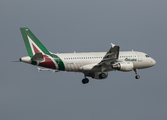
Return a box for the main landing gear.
[134,69,140,79]
[82,74,89,84]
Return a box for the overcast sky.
[0,0,167,120]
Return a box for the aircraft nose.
[151,58,156,66]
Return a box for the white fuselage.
[55,51,156,72]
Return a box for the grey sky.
[0,0,167,120]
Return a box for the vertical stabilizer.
[20,28,51,57]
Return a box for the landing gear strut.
[82,74,89,84]
[134,69,140,79]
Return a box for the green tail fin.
[20,28,51,57]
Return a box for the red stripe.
[32,44,56,69]
[39,55,56,69]
[32,44,40,53]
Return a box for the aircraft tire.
[135,75,140,79]
[82,78,89,84]
[99,73,106,79]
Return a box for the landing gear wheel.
[135,75,140,79]
[82,78,89,84]
[99,73,106,79]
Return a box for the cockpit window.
[145,55,149,57]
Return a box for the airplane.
[19,28,156,84]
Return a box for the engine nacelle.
[86,72,108,80]
[112,62,134,72]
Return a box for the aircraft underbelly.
[133,61,147,69]
[65,61,83,72]
[64,60,102,72]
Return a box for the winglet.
[111,43,115,48]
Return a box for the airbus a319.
[19,28,156,84]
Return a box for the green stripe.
[20,28,33,57]
[50,54,65,70]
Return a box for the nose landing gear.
[134,69,140,79]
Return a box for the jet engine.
[86,72,108,80]
[112,62,134,72]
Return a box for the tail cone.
[20,56,31,63]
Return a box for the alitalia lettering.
[125,58,137,61]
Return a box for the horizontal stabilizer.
[37,67,59,72]
[31,52,43,61]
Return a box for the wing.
[95,43,120,67]
[82,43,120,72]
